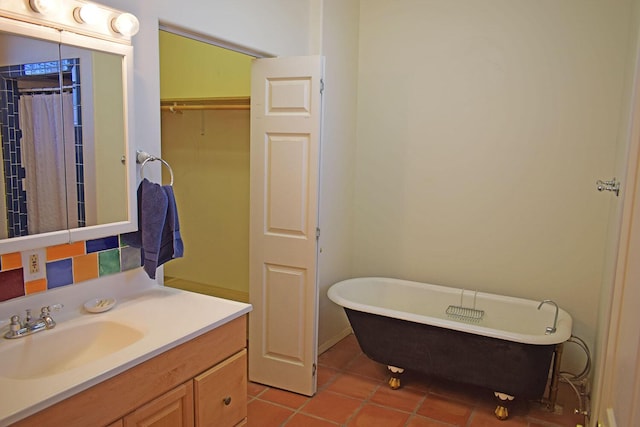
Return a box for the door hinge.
[316,227,320,240]
[312,363,317,376]
[320,79,324,94]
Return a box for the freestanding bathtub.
[327,277,572,420]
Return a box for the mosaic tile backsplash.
[0,235,142,302]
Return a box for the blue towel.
[158,184,184,266]
[121,178,183,279]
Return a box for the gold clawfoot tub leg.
[387,365,404,390]
[494,392,515,420]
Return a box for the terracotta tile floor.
[248,334,587,427]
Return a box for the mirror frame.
[0,16,137,255]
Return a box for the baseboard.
[318,326,353,354]
[164,277,249,303]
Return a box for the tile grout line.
[319,345,379,426]
[321,347,428,427]
[275,347,368,426]
[399,391,429,427]
[340,380,383,426]
[257,339,574,427]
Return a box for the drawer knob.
[223,396,232,406]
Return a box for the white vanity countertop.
[0,271,252,426]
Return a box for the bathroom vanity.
[0,274,252,427]
[12,318,247,427]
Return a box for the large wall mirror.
[0,16,136,254]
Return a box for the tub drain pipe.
[547,342,564,411]
[560,335,592,424]
[546,335,592,424]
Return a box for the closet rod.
[160,97,250,112]
[160,104,249,112]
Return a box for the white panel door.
[249,56,324,396]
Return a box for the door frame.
[157,24,324,396]
[592,31,640,426]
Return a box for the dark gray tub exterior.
[345,308,556,398]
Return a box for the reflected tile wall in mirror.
[0,58,85,237]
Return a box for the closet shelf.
[161,97,250,111]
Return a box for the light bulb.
[29,0,60,14]
[111,13,140,37]
[73,4,101,25]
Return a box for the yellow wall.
[159,31,252,99]
[160,109,250,297]
[159,32,251,300]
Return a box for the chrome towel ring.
[136,150,174,186]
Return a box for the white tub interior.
[328,277,572,345]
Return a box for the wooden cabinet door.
[194,349,247,427]
[123,383,194,427]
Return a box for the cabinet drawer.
[124,383,194,427]
[194,349,247,427]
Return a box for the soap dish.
[84,297,116,313]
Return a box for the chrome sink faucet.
[537,299,559,334]
[4,304,63,339]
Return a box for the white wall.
[316,0,360,351]
[353,0,636,370]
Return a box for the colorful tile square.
[121,246,142,271]
[25,278,47,295]
[46,259,74,289]
[87,236,119,254]
[0,268,24,301]
[73,253,98,283]
[1,252,22,270]
[99,249,121,276]
[47,242,85,261]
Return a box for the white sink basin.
[0,320,144,380]
[0,279,252,426]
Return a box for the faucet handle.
[9,315,21,332]
[40,303,63,316]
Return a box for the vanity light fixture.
[111,12,139,37]
[73,3,100,25]
[29,0,61,14]
[2,0,139,43]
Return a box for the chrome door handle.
[596,178,620,197]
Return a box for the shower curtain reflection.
[18,92,78,234]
